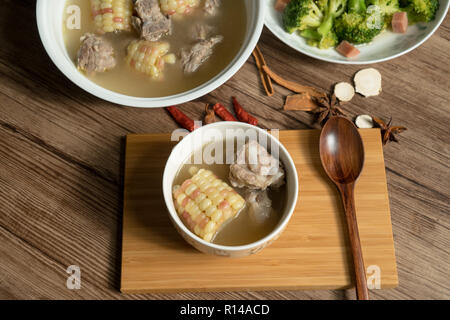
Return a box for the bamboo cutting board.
[121,129,398,293]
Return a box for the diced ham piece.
[392,12,408,34]
[336,41,360,58]
[275,0,290,11]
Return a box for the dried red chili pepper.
[213,103,237,121]
[232,97,258,126]
[166,106,196,132]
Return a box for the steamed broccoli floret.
[317,0,348,36]
[303,0,346,50]
[320,30,339,48]
[283,0,324,33]
[285,0,345,49]
[334,0,384,44]
[335,11,384,44]
[366,0,400,28]
[316,0,329,10]
[368,0,400,15]
[348,0,367,13]
[367,0,400,22]
[399,0,409,6]
[403,0,439,22]
[300,28,339,48]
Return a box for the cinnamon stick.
[252,46,274,97]
[262,65,327,98]
[284,93,320,111]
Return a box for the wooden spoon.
[319,116,369,300]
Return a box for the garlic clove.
[354,68,382,97]
[355,115,374,129]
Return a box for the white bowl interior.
[162,122,299,252]
[264,0,449,64]
[36,0,265,107]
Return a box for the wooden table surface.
[0,1,448,300]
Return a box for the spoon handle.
[339,183,369,300]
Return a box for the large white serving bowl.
[162,122,299,257]
[36,0,265,108]
[264,0,449,64]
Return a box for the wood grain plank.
[0,124,158,299]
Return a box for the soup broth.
[173,142,287,246]
[63,0,247,97]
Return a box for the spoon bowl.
[320,117,365,184]
[319,116,369,300]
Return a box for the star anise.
[372,117,407,145]
[312,94,346,125]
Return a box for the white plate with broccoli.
[265,0,449,64]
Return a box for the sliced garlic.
[334,82,355,102]
[354,68,382,97]
[355,115,374,129]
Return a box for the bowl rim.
[36,0,265,108]
[162,122,299,252]
[264,0,450,65]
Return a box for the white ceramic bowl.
[162,122,299,257]
[36,0,265,108]
[264,0,449,64]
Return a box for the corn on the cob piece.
[126,40,176,79]
[173,167,246,242]
[159,0,201,16]
[91,0,133,34]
